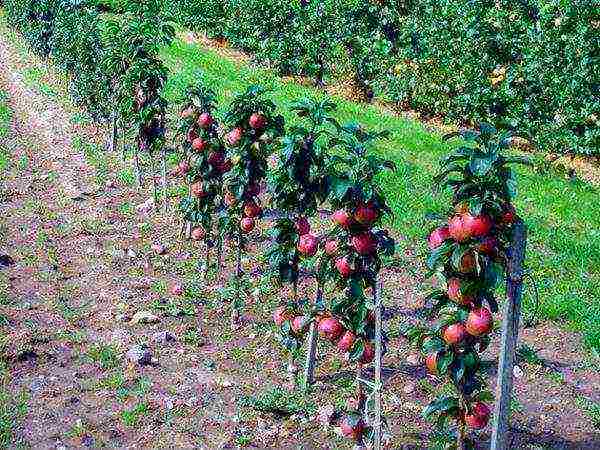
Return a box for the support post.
[303,285,322,387]
[373,278,383,450]
[491,220,527,450]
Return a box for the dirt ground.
[1,26,599,450]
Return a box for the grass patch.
[160,35,600,352]
[0,90,11,175]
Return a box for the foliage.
[166,0,599,156]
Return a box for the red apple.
[464,402,491,429]
[191,181,208,198]
[351,233,376,255]
[332,210,352,228]
[178,161,190,176]
[226,127,243,147]
[207,151,225,167]
[249,113,267,130]
[448,214,471,242]
[243,200,261,218]
[337,331,355,352]
[181,106,194,119]
[354,203,378,226]
[218,159,233,173]
[359,342,375,364]
[291,316,309,334]
[317,317,344,341]
[197,112,213,129]
[273,306,291,326]
[443,323,468,345]
[458,252,476,273]
[187,128,198,143]
[340,415,365,441]
[191,226,206,241]
[297,234,318,257]
[501,204,517,225]
[425,353,438,375]
[464,214,493,238]
[335,257,353,278]
[447,278,473,305]
[192,137,208,153]
[240,217,255,233]
[324,240,338,256]
[295,216,310,235]
[428,226,450,250]
[246,183,261,196]
[466,307,493,336]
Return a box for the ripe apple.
[447,278,473,305]
[466,307,493,336]
[178,160,190,176]
[464,214,493,238]
[226,127,243,147]
[191,226,206,241]
[207,151,225,167]
[273,306,291,326]
[324,240,338,256]
[224,191,237,207]
[354,203,378,226]
[249,113,267,130]
[295,216,310,235]
[428,226,450,250]
[360,342,375,364]
[332,210,352,228]
[246,183,261,197]
[291,316,309,334]
[187,128,198,143]
[443,323,468,345]
[335,257,353,278]
[464,402,491,429]
[458,252,476,273]
[501,204,517,225]
[218,159,233,174]
[340,415,365,441]
[351,233,376,255]
[240,217,255,233]
[425,353,438,375]
[197,112,213,129]
[192,137,208,152]
[181,106,194,119]
[337,331,355,352]
[243,200,261,218]
[317,317,344,341]
[191,181,208,198]
[297,234,318,257]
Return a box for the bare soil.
[0,28,599,450]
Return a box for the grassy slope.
[161,38,600,351]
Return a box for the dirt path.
[0,26,599,450]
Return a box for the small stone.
[152,331,176,344]
[116,313,130,322]
[136,197,155,213]
[126,248,137,258]
[316,404,335,426]
[82,435,95,447]
[151,243,167,255]
[29,376,46,393]
[513,365,524,378]
[403,382,416,394]
[406,353,420,366]
[126,345,152,365]
[131,311,159,325]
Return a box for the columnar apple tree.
[176,84,228,277]
[317,123,396,444]
[220,86,284,327]
[412,124,529,449]
[267,98,338,377]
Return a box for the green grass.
[160,36,600,351]
[0,90,11,174]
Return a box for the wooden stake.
[373,278,383,450]
[491,220,527,450]
[303,285,322,387]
